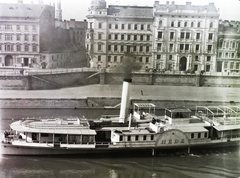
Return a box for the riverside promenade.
[0,84,240,102]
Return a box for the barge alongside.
[1,79,240,155]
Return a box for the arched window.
[171,21,174,27]
[209,22,213,28]
[191,22,194,27]
[159,20,162,27]
[197,22,201,28]
[178,21,181,27]
[184,21,187,27]
[232,41,236,49]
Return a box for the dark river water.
[0,108,240,178]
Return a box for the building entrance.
[5,55,13,66]
[179,57,187,71]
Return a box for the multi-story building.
[0,0,87,69]
[217,20,240,74]
[0,0,55,68]
[153,1,219,72]
[86,0,220,73]
[86,0,153,70]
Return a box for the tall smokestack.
[119,79,132,123]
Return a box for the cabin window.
[191,133,194,138]
[151,135,154,140]
[205,132,207,138]
[135,135,139,141]
[82,135,94,144]
[120,135,123,141]
[127,136,131,141]
[143,135,147,141]
[198,133,201,138]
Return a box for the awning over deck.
[214,125,240,131]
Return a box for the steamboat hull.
[1,141,240,156]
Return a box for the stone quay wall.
[1,71,240,90]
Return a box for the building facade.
[86,0,221,73]
[153,1,219,73]
[217,20,240,74]
[86,0,153,70]
[0,0,87,69]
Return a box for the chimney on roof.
[186,2,192,6]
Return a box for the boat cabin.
[133,103,156,121]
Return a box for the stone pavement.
[0,84,240,102]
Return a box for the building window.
[5,34,12,40]
[127,136,131,141]
[207,56,211,61]
[195,44,200,51]
[232,53,235,58]
[140,35,144,41]
[146,57,149,63]
[32,45,37,52]
[24,45,29,52]
[158,31,163,39]
[191,133,194,138]
[169,44,173,51]
[170,32,174,39]
[98,22,102,29]
[17,45,21,51]
[108,56,111,62]
[140,46,143,52]
[143,135,147,141]
[191,22,194,27]
[5,44,13,51]
[98,56,101,62]
[208,45,212,51]
[135,135,139,141]
[134,35,137,40]
[121,45,124,52]
[157,43,162,50]
[209,22,213,28]
[133,46,137,51]
[127,35,131,40]
[197,22,201,28]
[208,33,213,40]
[180,44,184,50]
[121,34,124,40]
[114,45,117,51]
[185,44,189,50]
[157,55,161,60]
[115,34,118,40]
[206,65,210,72]
[134,24,137,30]
[98,33,102,40]
[121,24,125,29]
[98,44,102,51]
[141,24,144,30]
[114,56,117,62]
[109,24,112,29]
[178,21,181,27]
[17,34,21,41]
[180,32,185,39]
[184,21,187,27]
[169,55,173,60]
[196,33,200,40]
[32,25,36,31]
[115,24,118,29]
[151,135,154,140]
[147,35,150,41]
[24,34,28,41]
[139,57,142,63]
[5,25,12,30]
[186,32,190,39]
[32,35,37,41]
[108,45,111,51]
[128,24,131,30]
[24,25,28,31]
[16,25,20,30]
[108,34,111,40]
[171,21,174,27]
[146,46,149,52]
[195,56,199,61]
